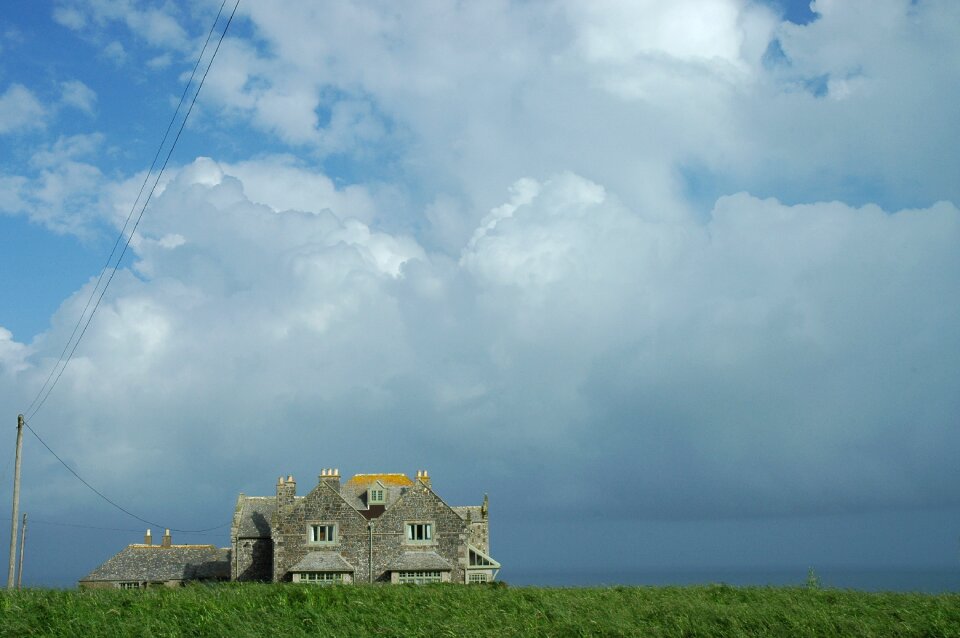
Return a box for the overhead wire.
[23,0,229,422]
[26,0,240,422]
[17,0,242,534]
[23,423,229,533]
[2,517,228,536]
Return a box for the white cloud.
[102,40,126,65]
[146,53,172,69]
[0,134,107,233]
[4,161,958,521]
[0,84,46,134]
[0,328,29,375]
[60,80,97,114]
[221,156,377,223]
[4,0,960,582]
[52,6,86,30]
[53,0,188,49]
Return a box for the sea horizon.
[504,566,960,594]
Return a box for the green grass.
[2,583,958,637]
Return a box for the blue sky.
[1,0,959,588]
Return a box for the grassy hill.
[2,583,959,637]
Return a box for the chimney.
[481,493,488,520]
[144,529,152,546]
[161,529,172,548]
[277,474,297,507]
[318,468,341,492]
[416,469,431,489]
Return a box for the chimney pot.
[161,529,172,548]
[144,529,152,545]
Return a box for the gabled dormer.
[367,480,387,506]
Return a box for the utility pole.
[7,414,23,590]
[17,513,26,589]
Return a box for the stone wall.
[272,481,370,582]
[270,477,473,584]
[234,537,273,582]
[375,481,469,584]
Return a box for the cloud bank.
[1,0,959,582]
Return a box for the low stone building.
[231,468,500,584]
[79,529,230,589]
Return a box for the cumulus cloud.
[4,0,959,583]
[0,84,47,134]
[60,80,97,114]
[101,40,126,65]
[53,0,189,49]
[3,160,957,524]
[0,134,107,234]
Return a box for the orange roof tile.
[346,473,414,487]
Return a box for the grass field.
[2,583,959,637]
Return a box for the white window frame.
[307,522,337,545]
[398,570,442,584]
[468,572,490,584]
[405,522,433,544]
[118,581,141,590]
[296,572,345,585]
[369,488,385,504]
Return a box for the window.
[469,549,494,566]
[398,570,442,584]
[468,572,489,584]
[308,523,336,544]
[118,582,141,590]
[369,488,384,504]
[405,522,433,543]
[298,572,344,585]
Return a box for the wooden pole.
[16,513,26,589]
[7,414,23,589]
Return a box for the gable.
[235,496,276,538]
[375,480,464,529]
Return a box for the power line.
[22,0,230,421]
[2,517,229,536]
[23,422,229,534]
[17,0,242,534]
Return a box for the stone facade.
[230,468,500,584]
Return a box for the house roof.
[386,551,452,572]
[340,477,408,513]
[235,495,276,538]
[289,552,355,573]
[452,506,483,521]
[346,473,415,487]
[79,545,230,583]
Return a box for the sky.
[1,0,959,589]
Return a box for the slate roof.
[340,474,412,512]
[235,495,277,538]
[452,506,483,521]
[79,545,230,583]
[289,552,356,572]
[386,551,452,572]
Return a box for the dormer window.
[368,488,385,504]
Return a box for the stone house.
[78,529,230,589]
[231,468,500,584]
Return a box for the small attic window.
[369,488,385,504]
